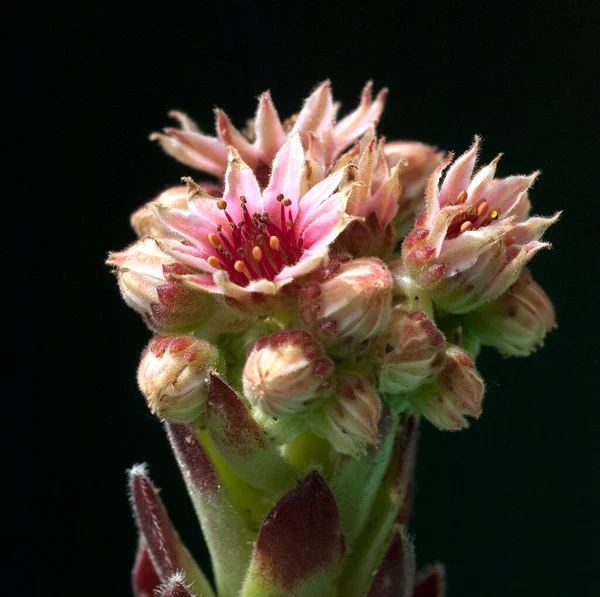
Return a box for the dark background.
[15,1,597,595]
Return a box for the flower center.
[206,194,303,286]
[445,191,500,239]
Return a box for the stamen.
[234,260,247,273]
[467,207,477,217]
[460,221,474,232]
[252,246,263,261]
[477,200,488,218]
[216,224,223,232]
[276,193,284,202]
[490,209,500,219]
[240,195,247,204]
[224,251,233,260]
[285,220,293,228]
[455,190,468,204]
[207,256,222,269]
[269,235,281,250]
[208,233,221,248]
[283,198,292,207]
[217,200,227,210]
[229,222,236,231]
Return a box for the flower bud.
[242,330,334,418]
[137,335,222,423]
[410,345,485,430]
[377,309,445,395]
[107,237,214,332]
[463,270,556,356]
[299,257,393,347]
[312,376,382,456]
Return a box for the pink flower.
[333,129,405,257]
[150,81,387,186]
[402,137,559,313]
[384,141,445,236]
[152,135,354,313]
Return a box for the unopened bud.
[463,270,556,357]
[107,237,214,332]
[242,330,334,418]
[312,376,382,456]
[410,345,485,430]
[137,335,222,423]
[378,309,445,395]
[299,257,393,347]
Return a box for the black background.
[14,1,597,595]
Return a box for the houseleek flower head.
[109,80,560,597]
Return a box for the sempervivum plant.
[108,81,559,596]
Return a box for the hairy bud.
[410,345,485,430]
[107,237,214,332]
[463,270,556,356]
[300,257,393,347]
[312,376,382,456]
[242,330,334,418]
[137,335,222,423]
[378,309,445,395]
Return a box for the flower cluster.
[109,81,559,596]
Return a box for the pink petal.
[150,132,226,177]
[335,82,388,150]
[163,128,228,168]
[483,173,538,217]
[295,167,345,232]
[167,110,200,132]
[221,148,263,221]
[215,109,260,168]
[291,80,335,145]
[438,136,480,207]
[254,91,287,162]
[262,134,305,217]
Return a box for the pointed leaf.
[206,374,297,492]
[339,415,419,597]
[241,471,344,597]
[132,541,161,597]
[413,564,446,597]
[330,408,397,545]
[366,526,416,597]
[128,465,214,597]
[166,423,253,597]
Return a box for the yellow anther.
[217,200,227,210]
[208,233,221,248]
[269,235,281,250]
[490,209,500,219]
[234,260,247,273]
[207,256,222,269]
[460,220,474,232]
[252,246,263,261]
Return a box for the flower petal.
[438,136,480,208]
[291,80,335,145]
[254,90,287,162]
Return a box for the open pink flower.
[150,80,387,186]
[402,137,559,313]
[152,134,354,313]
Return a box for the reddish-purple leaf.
[207,374,296,492]
[366,526,416,597]
[132,541,161,597]
[241,471,344,595]
[413,564,446,597]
